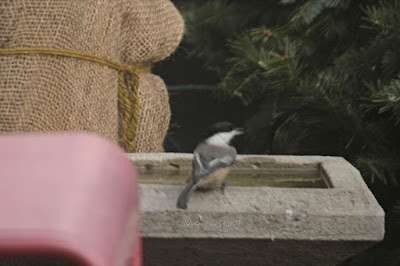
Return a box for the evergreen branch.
[232,70,260,105]
[289,0,341,29]
[270,98,313,153]
[217,28,303,105]
[370,76,400,125]
[356,155,400,186]
[361,0,400,38]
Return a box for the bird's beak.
[234,128,245,135]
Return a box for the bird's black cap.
[206,121,242,138]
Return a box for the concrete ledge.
[129,153,385,265]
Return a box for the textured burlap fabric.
[0,0,184,152]
[121,0,184,64]
[132,73,171,152]
[0,1,121,143]
[121,0,184,151]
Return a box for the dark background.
[153,48,247,153]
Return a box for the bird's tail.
[176,178,195,209]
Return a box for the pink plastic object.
[0,133,141,266]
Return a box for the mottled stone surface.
[128,153,385,265]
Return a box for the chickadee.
[176,121,244,209]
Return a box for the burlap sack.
[132,73,170,152]
[121,0,184,152]
[0,1,123,144]
[0,0,184,152]
[121,0,185,64]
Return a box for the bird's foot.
[220,182,227,195]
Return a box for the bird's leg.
[220,182,227,195]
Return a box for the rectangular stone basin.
[128,153,385,266]
[138,166,330,188]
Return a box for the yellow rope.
[0,47,150,152]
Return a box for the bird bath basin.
[129,153,384,266]
[137,166,330,188]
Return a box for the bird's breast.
[196,167,230,189]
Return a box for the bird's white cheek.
[207,131,237,146]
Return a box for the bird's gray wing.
[192,147,236,183]
[177,144,236,209]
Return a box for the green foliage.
[213,0,400,186]
[370,77,400,125]
[175,0,296,73]
[178,0,400,187]
[289,0,341,28]
[219,28,303,105]
[362,1,400,39]
[176,0,248,70]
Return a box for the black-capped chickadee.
[176,121,244,209]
